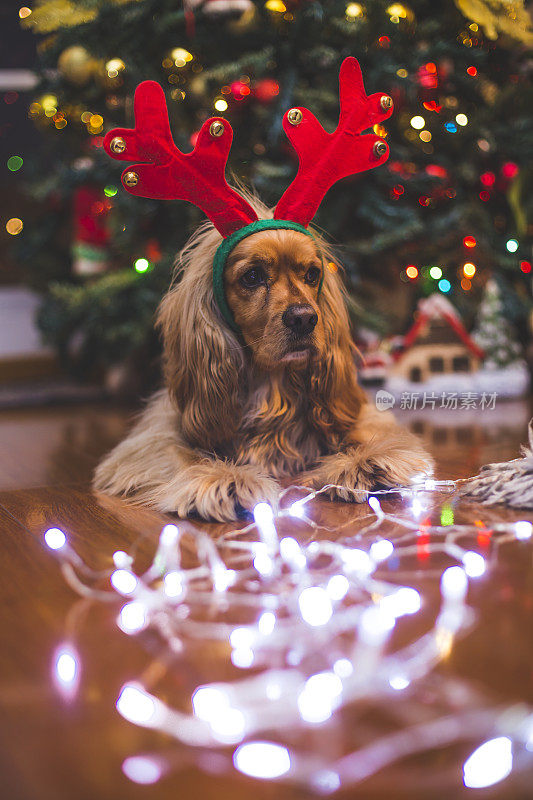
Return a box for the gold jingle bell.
[380,95,393,111]
[210,120,225,138]
[123,171,139,188]
[110,136,126,154]
[287,108,303,126]
[373,141,388,157]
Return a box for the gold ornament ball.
[123,171,139,188]
[287,108,303,126]
[110,136,126,154]
[57,45,95,86]
[373,141,388,157]
[210,121,225,138]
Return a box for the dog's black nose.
[282,304,318,337]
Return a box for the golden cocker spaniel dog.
[94,196,433,521]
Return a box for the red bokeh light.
[479,190,490,202]
[480,171,495,187]
[463,236,477,248]
[378,36,390,48]
[466,66,477,77]
[502,162,519,179]
[520,261,532,274]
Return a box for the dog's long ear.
[312,261,366,433]
[157,262,243,450]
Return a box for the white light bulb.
[341,548,374,576]
[368,495,383,516]
[160,523,179,546]
[370,539,394,562]
[258,611,276,635]
[463,737,513,789]
[441,566,468,602]
[117,601,147,634]
[111,569,138,595]
[298,587,333,626]
[327,574,350,601]
[231,647,254,668]
[55,646,78,685]
[333,658,353,678]
[116,684,157,725]
[192,686,229,720]
[412,497,424,518]
[359,606,395,646]
[113,550,131,568]
[44,527,66,550]
[514,520,532,540]
[253,502,277,550]
[279,537,306,568]
[163,571,183,598]
[210,707,246,743]
[462,551,486,578]
[230,627,254,649]
[233,741,291,779]
[389,674,410,691]
[122,756,162,785]
[380,587,421,617]
[289,500,307,518]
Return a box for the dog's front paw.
[301,432,433,503]
[155,461,280,522]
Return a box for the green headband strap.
[212,219,320,333]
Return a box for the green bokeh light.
[134,258,150,273]
[104,184,118,197]
[7,156,23,172]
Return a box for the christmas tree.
[12,0,533,385]
[473,278,523,368]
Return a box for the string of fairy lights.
[44,477,533,792]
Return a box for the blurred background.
[0,0,532,403]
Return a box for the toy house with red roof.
[389,294,484,385]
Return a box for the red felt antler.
[103,81,258,237]
[274,57,393,227]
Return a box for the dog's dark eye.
[240,267,266,289]
[305,266,321,286]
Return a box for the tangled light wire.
[44,477,533,794]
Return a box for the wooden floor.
[1,399,533,799]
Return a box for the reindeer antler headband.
[104,58,393,331]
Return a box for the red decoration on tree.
[274,57,392,227]
[72,185,110,276]
[254,78,280,104]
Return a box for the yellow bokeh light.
[373,123,388,138]
[387,3,408,22]
[419,129,432,142]
[214,98,228,112]
[327,261,338,272]
[265,0,287,11]
[81,111,92,123]
[41,94,58,111]
[456,113,468,126]
[19,7,32,19]
[396,68,408,78]
[55,118,67,129]
[410,115,425,130]
[6,218,23,235]
[89,114,103,127]
[171,48,193,67]
[463,262,476,277]
[345,2,363,18]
